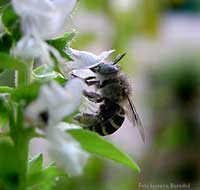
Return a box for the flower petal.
[68,48,101,69]
[60,48,115,75]
[50,78,84,123]
[47,126,89,176]
[98,49,115,60]
[12,0,77,39]
[25,79,84,125]
[12,35,56,66]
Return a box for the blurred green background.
[49,0,200,189]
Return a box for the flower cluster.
[12,0,76,65]
[26,73,89,176]
[11,0,84,176]
[13,0,116,176]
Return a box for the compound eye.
[101,65,118,75]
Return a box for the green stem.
[16,61,33,87]
[13,61,33,190]
[16,131,29,190]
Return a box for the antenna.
[113,53,126,65]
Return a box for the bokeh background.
[33,0,200,189]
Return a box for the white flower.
[25,78,84,125]
[11,0,77,64]
[47,126,89,176]
[60,48,115,75]
[26,79,89,176]
[12,35,61,65]
[12,0,77,39]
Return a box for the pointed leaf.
[68,129,140,173]
[0,53,25,71]
[0,86,13,93]
[38,164,62,190]
[33,65,59,80]
[47,31,76,61]
[27,154,43,188]
[33,65,67,85]
[1,4,21,40]
[27,163,63,190]
[28,154,43,175]
[11,81,41,104]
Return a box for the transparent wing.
[125,95,145,143]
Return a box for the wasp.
[73,53,145,142]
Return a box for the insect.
[73,53,145,142]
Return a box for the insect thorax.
[100,73,130,102]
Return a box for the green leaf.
[0,86,13,93]
[27,154,43,188]
[37,164,62,190]
[0,33,13,53]
[33,65,59,80]
[27,163,63,190]
[54,75,67,86]
[1,4,21,40]
[11,81,42,104]
[28,154,43,175]
[33,65,67,85]
[0,53,25,71]
[68,129,140,173]
[34,65,55,76]
[10,76,65,104]
[47,31,76,61]
[0,0,10,7]
[27,154,63,190]
[0,70,15,86]
[0,138,19,190]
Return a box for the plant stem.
[16,61,33,87]
[16,130,29,190]
[14,61,33,190]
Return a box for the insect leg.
[74,113,100,125]
[71,73,100,86]
[83,90,103,103]
[83,76,100,86]
[84,76,96,80]
[85,80,100,86]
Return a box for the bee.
[73,53,145,142]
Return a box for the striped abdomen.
[88,104,125,136]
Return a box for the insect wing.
[125,95,145,142]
